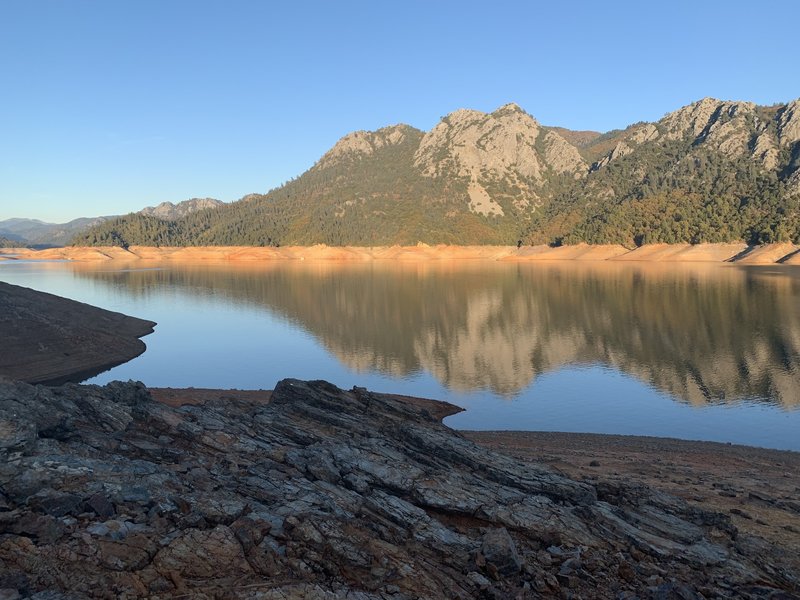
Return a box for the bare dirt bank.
[3,242,800,263]
[465,431,800,568]
[0,281,155,385]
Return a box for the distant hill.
[73,97,800,248]
[137,198,225,220]
[2,198,224,247]
[0,235,22,248]
[0,217,109,248]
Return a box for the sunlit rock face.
[413,103,586,216]
[314,124,419,170]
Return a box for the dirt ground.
[4,242,799,263]
[464,429,800,572]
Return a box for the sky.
[1,0,798,223]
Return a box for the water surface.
[2,259,799,450]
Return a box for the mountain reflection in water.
[68,260,800,408]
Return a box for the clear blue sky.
[1,0,798,222]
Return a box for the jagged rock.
[0,378,797,598]
[629,123,659,144]
[661,98,750,141]
[412,103,587,217]
[153,526,252,578]
[138,198,223,220]
[779,99,800,146]
[592,140,633,170]
[96,533,155,571]
[480,527,522,576]
[661,98,762,160]
[414,105,549,180]
[315,125,416,169]
[84,493,114,519]
[467,179,504,216]
[752,129,780,170]
[542,130,586,176]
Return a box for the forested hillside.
[0,236,22,248]
[74,98,800,248]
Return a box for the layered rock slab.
[0,378,797,599]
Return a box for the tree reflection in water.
[69,260,800,408]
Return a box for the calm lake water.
[2,259,799,450]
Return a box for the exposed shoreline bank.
[148,386,800,562]
[0,281,155,385]
[2,241,800,264]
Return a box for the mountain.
[2,198,224,247]
[0,217,109,248]
[73,97,800,247]
[137,197,225,220]
[534,98,800,246]
[0,236,21,248]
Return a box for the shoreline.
[466,429,800,572]
[2,241,800,264]
[0,281,155,385]
[4,264,798,577]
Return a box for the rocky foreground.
[1,378,798,599]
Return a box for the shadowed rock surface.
[0,378,797,599]
[0,282,155,385]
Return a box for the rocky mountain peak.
[413,104,586,216]
[491,102,529,117]
[661,98,754,138]
[778,98,800,146]
[138,198,223,220]
[315,124,418,170]
[445,107,489,123]
[656,97,766,162]
[414,104,582,181]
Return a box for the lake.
[2,258,799,450]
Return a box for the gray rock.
[0,378,796,599]
[481,527,522,576]
[84,492,114,518]
[28,490,83,517]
